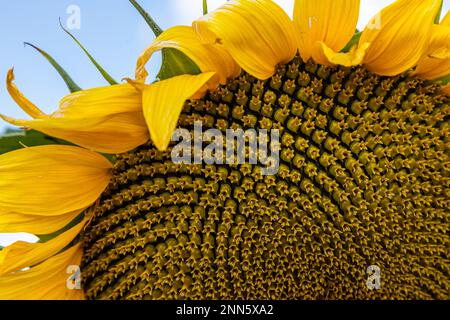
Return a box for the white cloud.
[170,0,228,24]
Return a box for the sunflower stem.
[58,18,118,85]
[203,0,208,15]
[24,42,82,93]
[129,0,163,37]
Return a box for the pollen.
[81,57,450,300]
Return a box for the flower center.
[81,57,449,300]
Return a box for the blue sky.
[0,0,232,133]
[0,0,448,246]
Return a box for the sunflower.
[0,0,449,300]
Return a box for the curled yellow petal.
[314,41,370,67]
[0,220,86,276]
[360,0,442,76]
[293,0,360,63]
[0,244,84,300]
[0,145,112,217]
[414,24,450,79]
[132,72,215,151]
[2,69,149,154]
[6,69,46,119]
[136,25,240,84]
[0,211,80,234]
[193,0,297,80]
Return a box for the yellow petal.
[314,41,370,67]
[1,112,148,155]
[0,244,84,300]
[137,72,216,151]
[192,0,297,80]
[0,220,86,276]
[0,211,80,234]
[414,24,450,79]
[360,0,442,76]
[293,0,360,63]
[0,145,112,217]
[2,69,149,154]
[136,25,240,84]
[6,69,46,119]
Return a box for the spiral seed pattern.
[81,57,450,300]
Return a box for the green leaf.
[0,129,70,155]
[203,0,208,15]
[129,0,201,81]
[435,0,443,24]
[24,42,82,93]
[58,19,118,85]
[342,31,361,53]
[0,246,3,251]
